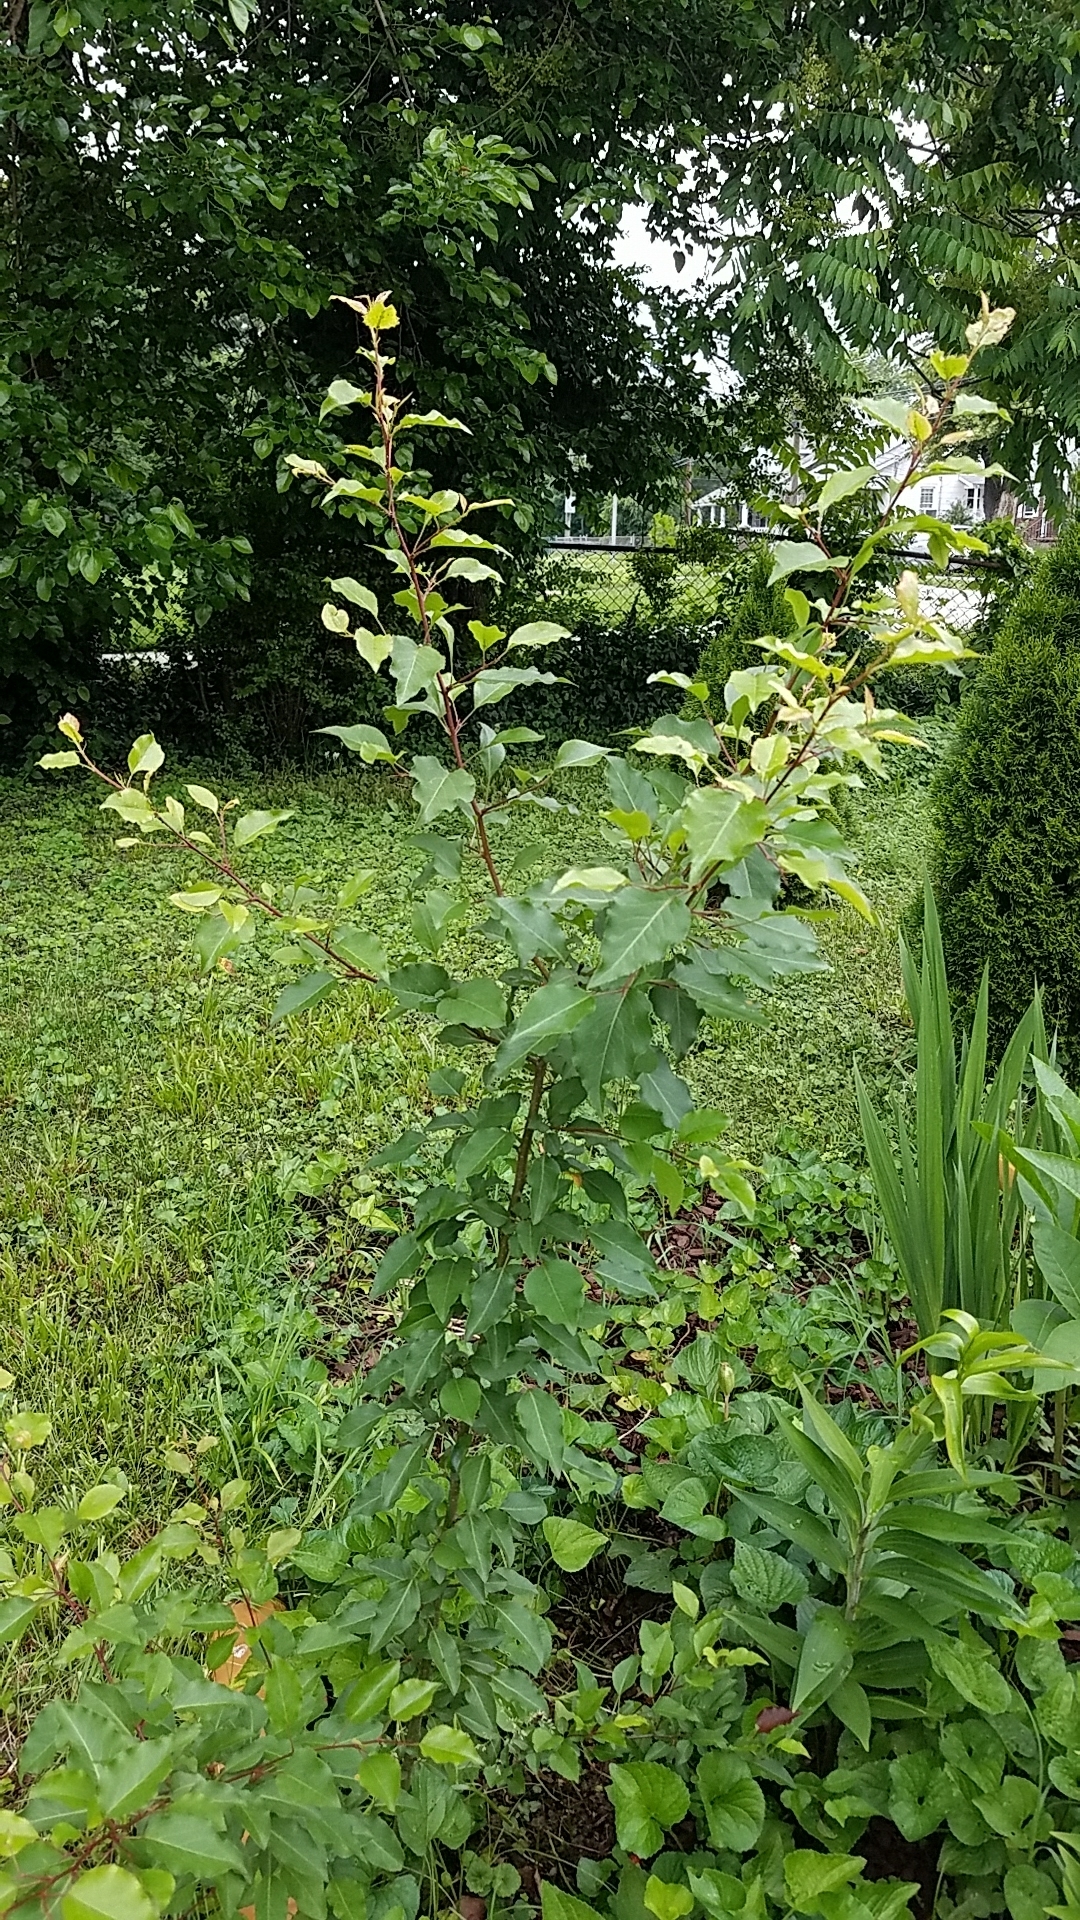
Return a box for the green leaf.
[644,1880,694,1920]
[185,784,219,812]
[926,1635,1011,1715]
[784,1852,864,1912]
[339,1659,401,1722]
[435,978,508,1030]
[0,1812,40,1858]
[270,970,337,1024]
[233,808,294,848]
[320,377,370,418]
[472,665,558,709]
[319,723,398,764]
[542,1516,608,1571]
[540,1886,604,1920]
[767,541,842,585]
[62,1868,157,1920]
[392,637,444,702]
[514,1388,566,1473]
[524,1257,586,1328]
[445,556,503,584]
[608,1761,690,1858]
[389,1677,439,1720]
[76,1485,125,1523]
[38,750,81,769]
[731,1539,808,1612]
[127,733,164,777]
[169,887,221,914]
[439,1376,482,1421]
[860,395,915,434]
[264,1658,305,1733]
[96,1738,174,1822]
[1031,1218,1080,1318]
[487,896,567,966]
[591,886,691,987]
[493,979,595,1075]
[506,621,570,649]
[419,1724,481,1766]
[555,739,611,768]
[355,627,394,673]
[332,926,388,977]
[817,465,878,514]
[569,984,657,1116]
[355,1749,401,1812]
[696,1751,766,1853]
[682,788,769,885]
[975,1775,1040,1841]
[329,575,379,618]
[489,1595,552,1673]
[0,1597,38,1649]
[887,1751,954,1842]
[140,1812,247,1880]
[410,756,476,824]
[1004,1866,1060,1920]
[792,1605,853,1711]
[5,1410,51,1449]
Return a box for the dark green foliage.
[58,562,394,768]
[930,525,1080,1064]
[7,0,1080,740]
[520,614,704,741]
[970,518,1039,649]
[76,603,704,764]
[629,546,680,618]
[693,543,795,706]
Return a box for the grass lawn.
[0,741,937,1620]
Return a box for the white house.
[873,442,984,523]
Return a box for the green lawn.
[0,746,935,1550]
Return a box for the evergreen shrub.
[929,523,1080,1063]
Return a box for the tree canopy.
[3,0,1079,721]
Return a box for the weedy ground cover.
[0,756,928,1544]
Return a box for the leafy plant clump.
[12,293,1073,1920]
[928,521,1080,1066]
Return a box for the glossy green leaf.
[355,1749,401,1811]
[62,1868,157,1920]
[410,756,476,823]
[696,1751,766,1853]
[233,807,294,847]
[493,979,595,1075]
[389,1677,438,1721]
[784,1852,863,1911]
[506,621,569,649]
[682,788,769,885]
[608,1761,690,1858]
[767,540,842,584]
[270,970,337,1023]
[140,1812,247,1880]
[591,885,691,986]
[542,1517,608,1571]
[76,1484,125,1523]
[329,575,379,617]
[419,1724,481,1766]
[524,1257,586,1328]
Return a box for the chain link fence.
[535,534,1007,640]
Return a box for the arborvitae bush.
[930,523,1080,1064]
